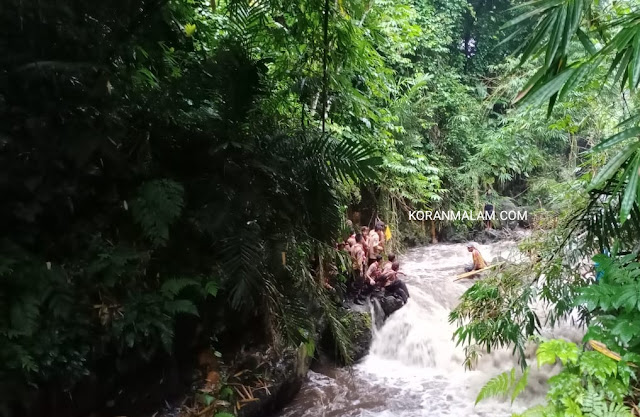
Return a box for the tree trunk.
[321,0,330,133]
[569,133,578,171]
[430,219,438,244]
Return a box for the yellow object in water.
[385,225,392,241]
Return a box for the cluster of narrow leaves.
[507,0,640,223]
[449,264,541,368]
[476,339,635,417]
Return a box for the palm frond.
[219,223,265,310]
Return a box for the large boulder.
[475,228,502,243]
[497,198,518,229]
[237,344,310,417]
[319,307,373,365]
[377,294,404,318]
[317,292,408,369]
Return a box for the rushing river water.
[275,241,584,417]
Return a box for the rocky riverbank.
[224,292,407,417]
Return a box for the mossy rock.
[320,308,372,365]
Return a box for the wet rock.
[518,205,535,228]
[497,198,519,229]
[320,307,372,365]
[317,289,409,370]
[492,255,508,264]
[447,232,468,243]
[476,228,502,243]
[349,310,374,362]
[236,344,310,417]
[378,295,404,318]
[370,297,386,328]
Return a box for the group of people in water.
[338,221,410,305]
[333,219,491,306]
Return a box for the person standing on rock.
[368,224,384,266]
[483,190,495,230]
[350,234,367,304]
[361,226,370,255]
[483,202,494,230]
[376,221,386,249]
[350,234,366,275]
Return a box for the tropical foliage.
[4,0,636,415]
[461,0,640,414]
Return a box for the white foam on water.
[277,241,583,417]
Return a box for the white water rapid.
[276,241,584,417]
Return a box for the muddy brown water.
[275,241,584,417]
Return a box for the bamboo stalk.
[453,262,505,281]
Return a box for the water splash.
[276,241,582,417]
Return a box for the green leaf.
[502,0,564,29]
[475,368,516,405]
[517,67,576,108]
[619,154,640,223]
[512,405,549,417]
[593,128,640,152]
[613,283,640,311]
[577,28,597,55]
[559,58,599,101]
[164,299,199,316]
[205,280,219,297]
[545,4,567,67]
[519,13,557,66]
[589,144,638,189]
[537,339,579,367]
[567,0,584,41]
[161,278,200,298]
[629,31,640,90]
[511,367,530,403]
[579,351,618,385]
[131,179,185,247]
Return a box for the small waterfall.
[276,241,583,417]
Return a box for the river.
[275,241,584,417]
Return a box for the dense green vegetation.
[456,1,640,416]
[5,0,640,416]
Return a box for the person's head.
[467,243,475,252]
[355,233,363,243]
[375,224,383,232]
[361,226,368,234]
[387,254,396,262]
[391,261,400,271]
[345,219,354,235]
[376,255,383,263]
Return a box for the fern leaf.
[581,383,605,416]
[512,367,530,403]
[204,280,219,297]
[164,299,199,316]
[476,368,515,405]
[512,405,549,417]
[160,278,200,298]
[579,351,618,385]
[131,179,184,247]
